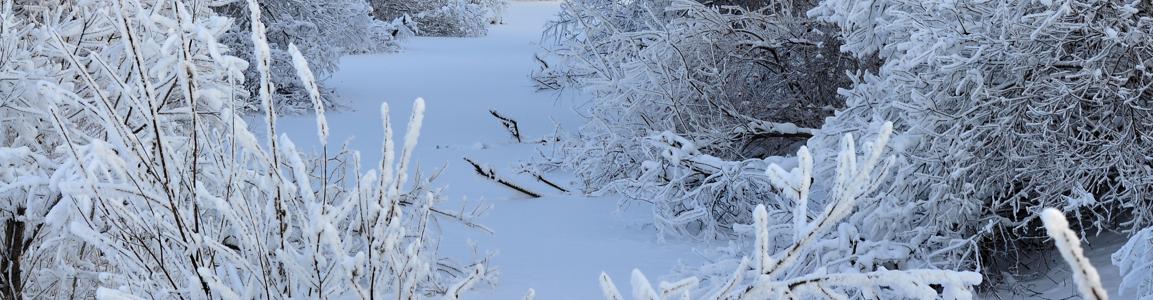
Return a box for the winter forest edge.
[0,0,1152,299]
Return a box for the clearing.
[277,2,704,299]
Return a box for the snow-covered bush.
[1114,226,1153,299]
[535,0,860,238]
[807,0,1153,274]
[370,0,507,37]
[582,131,791,239]
[698,0,773,8]
[412,0,495,37]
[0,0,486,297]
[600,123,983,299]
[0,8,54,292]
[213,0,403,113]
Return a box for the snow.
[287,43,329,144]
[269,2,1135,299]
[997,233,1126,300]
[275,2,703,299]
[4,0,1147,297]
[1041,208,1108,299]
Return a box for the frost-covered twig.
[601,272,625,300]
[214,0,400,112]
[490,109,522,143]
[245,0,288,246]
[444,264,485,300]
[1041,208,1108,300]
[0,1,488,297]
[529,172,570,193]
[287,43,329,146]
[464,157,541,198]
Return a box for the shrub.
[0,0,486,297]
[809,0,1153,275]
[534,0,860,238]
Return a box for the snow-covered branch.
[808,0,1153,277]
[600,123,982,299]
[0,1,489,297]
[1041,208,1108,300]
[1113,226,1153,299]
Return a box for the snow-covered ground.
[996,233,1125,299]
[275,2,1130,299]
[277,2,704,299]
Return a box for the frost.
[95,288,146,300]
[370,0,506,37]
[535,0,854,239]
[598,126,982,299]
[808,0,1153,278]
[214,0,404,113]
[0,1,487,297]
[1042,208,1108,300]
[1114,227,1153,299]
[287,43,329,144]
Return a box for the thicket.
[537,0,1153,296]
[0,0,488,297]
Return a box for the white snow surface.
[276,2,704,299]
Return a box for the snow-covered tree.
[0,0,487,297]
[534,0,860,238]
[213,0,404,113]
[808,0,1153,275]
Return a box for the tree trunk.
[2,207,25,300]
